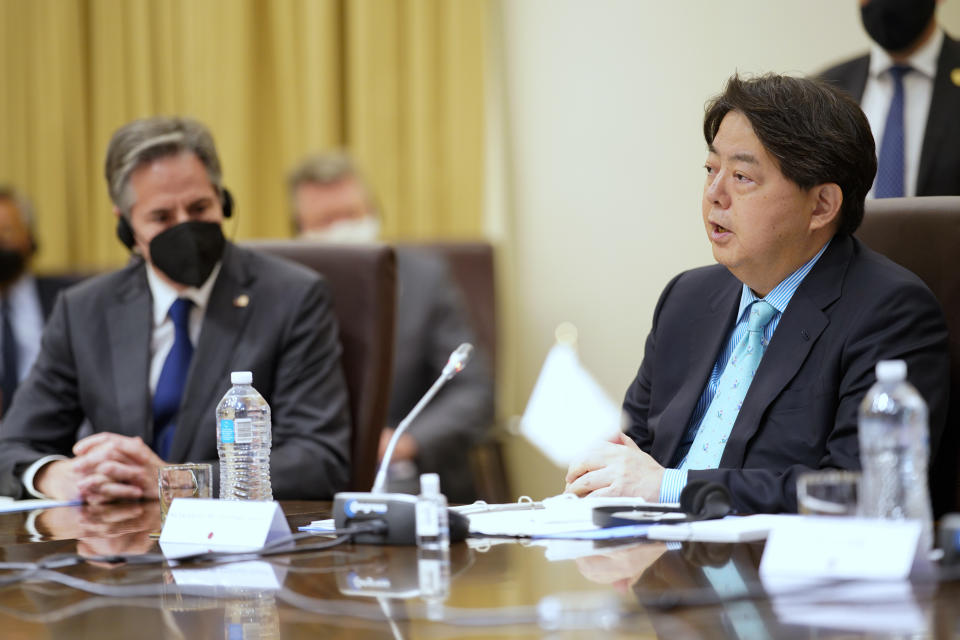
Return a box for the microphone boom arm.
[370,343,474,494]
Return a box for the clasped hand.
[564,433,665,501]
[36,433,165,504]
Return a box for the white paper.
[159,498,291,558]
[520,343,624,465]
[646,514,799,542]
[462,494,663,538]
[759,516,922,581]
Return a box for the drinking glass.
[158,463,212,524]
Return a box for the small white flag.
[520,343,625,466]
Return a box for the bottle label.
[416,501,440,537]
[220,419,235,444]
[235,418,253,444]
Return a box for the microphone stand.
[332,344,474,545]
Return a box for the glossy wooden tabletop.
[0,501,956,639]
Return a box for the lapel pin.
[952,68,960,87]
[233,294,250,308]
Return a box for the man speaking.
[0,117,351,502]
[565,74,950,513]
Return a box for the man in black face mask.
[0,117,352,503]
[819,0,960,197]
[0,187,78,417]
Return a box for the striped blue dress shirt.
[658,240,831,503]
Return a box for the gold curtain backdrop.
[0,0,487,273]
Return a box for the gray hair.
[287,151,379,226]
[104,117,223,217]
[0,185,36,238]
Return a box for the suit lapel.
[653,272,741,466]
[846,55,869,102]
[106,264,152,439]
[917,36,960,195]
[170,244,255,461]
[720,237,851,467]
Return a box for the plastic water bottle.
[415,473,449,549]
[858,360,933,550]
[216,371,273,501]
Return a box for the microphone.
[333,344,474,545]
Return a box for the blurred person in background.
[289,152,494,503]
[819,0,960,197]
[0,187,77,416]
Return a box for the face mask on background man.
[149,220,226,288]
[0,248,26,287]
[301,216,381,244]
[861,0,937,52]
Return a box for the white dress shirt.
[22,261,221,497]
[1,274,45,383]
[861,29,943,198]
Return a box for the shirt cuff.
[658,468,688,504]
[22,455,69,498]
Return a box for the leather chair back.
[857,196,960,515]
[401,241,497,371]
[400,241,510,502]
[243,240,397,491]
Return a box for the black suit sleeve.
[623,272,684,452]
[266,277,351,499]
[0,294,85,497]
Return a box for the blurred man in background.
[289,152,494,503]
[819,0,960,197]
[0,187,76,416]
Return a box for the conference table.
[0,501,956,639]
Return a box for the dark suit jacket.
[0,243,352,499]
[35,275,80,319]
[623,235,950,513]
[388,248,494,503]
[818,34,960,196]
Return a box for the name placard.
[759,516,924,580]
[159,498,291,559]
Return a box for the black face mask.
[0,248,26,287]
[149,221,225,288]
[861,0,936,53]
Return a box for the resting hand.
[378,428,419,462]
[69,433,165,503]
[564,433,665,501]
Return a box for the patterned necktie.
[153,298,194,459]
[874,65,910,198]
[1,295,18,417]
[681,300,777,470]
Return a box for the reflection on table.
[0,501,955,638]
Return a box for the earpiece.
[116,216,135,250]
[115,186,234,250]
[679,481,733,521]
[221,187,234,219]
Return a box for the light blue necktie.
[153,298,194,459]
[681,300,777,470]
[874,65,910,198]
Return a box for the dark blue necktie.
[153,298,194,459]
[1,296,18,417]
[874,65,910,198]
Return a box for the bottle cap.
[875,360,907,383]
[231,371,253,385]
[420,473,441,496]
